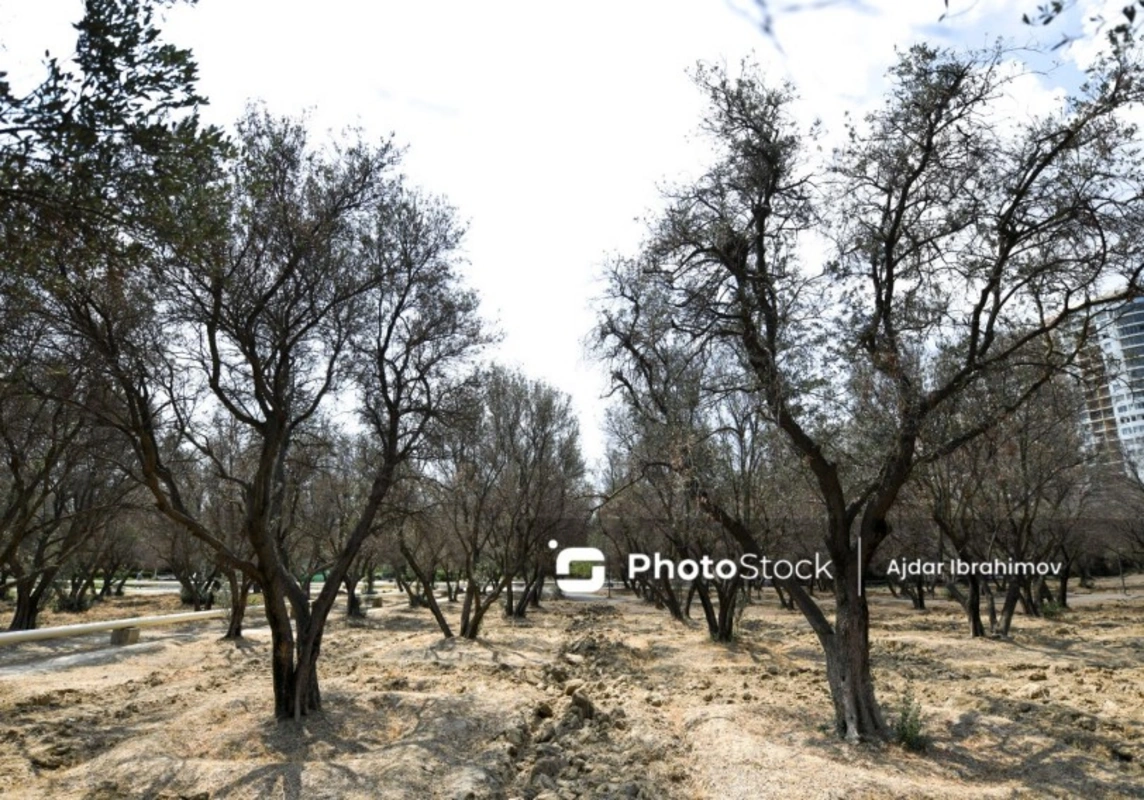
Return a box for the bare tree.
[920,371,1093,635]
[406,367,587,640]
[596,47,1144,740]
[34,109,487,720]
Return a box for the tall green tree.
[1,0,225,264]
[1,0,222,629]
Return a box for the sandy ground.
[0,578,1141,799]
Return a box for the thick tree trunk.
[998,578,1022,637]
[822,566,885,741]
[984,578,998,632]
[1057,568,1069,609]
[966,574,985,637]
[461,575,509,639]
[266,458,402,721]
[693,581,718,637]
[422,587,453,638]
[513,572,537,618]
[62,567,97,611]
[778,547,887,743]
[343,575,364,618]
[6,564,55,630]
[657,575,684,620]
[9,579,45,631]
[459,580,475,634]
[462,588,492,639]
[503,574,514,617]
[713,580,739,642]
[898,576,925,610]
[1017,579,1034,616]
[260,580,322,721]
[224,571,250,639]
[180,578,204,611]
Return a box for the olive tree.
[406,367,587,640]
[34,107,486,720]
[597,46,1144,740]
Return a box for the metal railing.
[0,609,226,647]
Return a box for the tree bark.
[6,563,58,631]
[343,575,364,618]
[513,569,539,618]
[656,575,684,620]
[966,574,985,637]
[815,555,886,742]
[693,580,718,637]
[503,572,514,617]
[998,578,1022,637]
[224,571,250,639]
[530,573,544,608]
[400,542,453,638]
[9,577,50,631]
[460,575,510,639]
[713,579,740,642]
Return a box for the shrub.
[893,688,929,752]
[53,594,93,613]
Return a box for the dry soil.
[0,579,1141,799]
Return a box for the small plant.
[893,687,929,752]
[1040,599,1065,619]
[53,593,93,613]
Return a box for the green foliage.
[1041,599,1065,619]
[1,0,227,274]
[53,593,93,613]
[893,688,930,752]
[566,560,594,579]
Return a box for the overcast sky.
[0,0,1123,468]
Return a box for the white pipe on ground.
[0,609,226,647]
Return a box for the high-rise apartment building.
[1078,296,1144,475]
